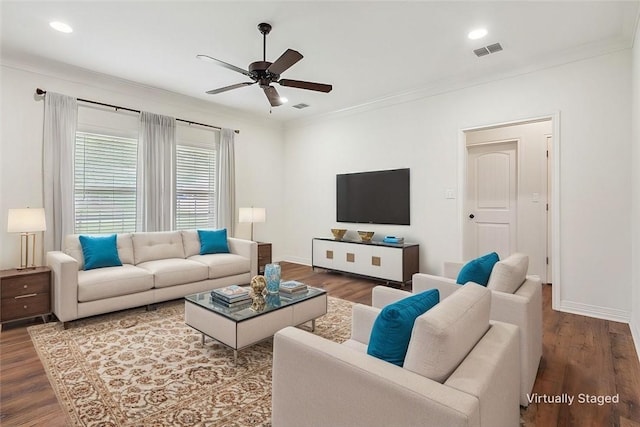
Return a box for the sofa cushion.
[487,253,529,294]
[79,234,123,270]
[181,230,201,257]
[189,254,251,279]
[456,252,499,286]
[132,231,185,264]
[367,289,440,366]
[136,258,209,288]
[198,229,230,254]
[65,233,134,270]
[403,283,491,383]
[77,264,154,302]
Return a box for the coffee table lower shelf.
[184,290,327,365]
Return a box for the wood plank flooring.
[1,261,639,426]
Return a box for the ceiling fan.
[197,22,332,107]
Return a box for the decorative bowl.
[331,228,347,240]
[358,231,374,242]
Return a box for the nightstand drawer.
[1,292,50,321]
[1,272,50,297]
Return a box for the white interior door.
[464,141,517,261]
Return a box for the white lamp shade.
[7,208,47,232]
[239,207,266,223]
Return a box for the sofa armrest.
[371,285,412,308]
[46,251,79,322]
[227,238,258,277]
[491,276,543,406]
[445,321,520,427]
[443,262,464,279]
[349,304,381,345]
[412,273,460,300]
[273,327,480,427]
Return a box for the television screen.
[336,168,410,225]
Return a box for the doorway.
[463,119,552,283]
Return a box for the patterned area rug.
[28,296,353,426]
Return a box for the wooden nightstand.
[257,242,272,275]
[0,266,51,329]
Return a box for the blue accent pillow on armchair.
[456,252,499,286]
[198,229,230,255]
[79,234,122,270]
[367,289,440,366]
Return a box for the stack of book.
[210,285,252,308]
[279,280,308,297]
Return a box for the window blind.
[74,132,137,234]
[175,144,217,230]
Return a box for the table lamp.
[238,207,266,241]
[7,207,47,269]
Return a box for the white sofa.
[47,230,257,324]
[399,253,542,407]
[272,283,520,427]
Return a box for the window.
[175,144,217,230]
[74,132,137,234]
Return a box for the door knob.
[469,214,475,219]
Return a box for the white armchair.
[410,253,543,407]
[272,283,520,427]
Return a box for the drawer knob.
[23,305,28,309]
[23,285,28,289]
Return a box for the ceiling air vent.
[292,103,310,109]
[474,42,503,57]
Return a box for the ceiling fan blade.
[278,79,332,93]
[267,49,303,76]
[263,86,283,107]
[196,54,252,77]
[206,82,256,95]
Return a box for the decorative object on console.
[357,231,374,243]
[264,263,281,294]
[239,207,266,241]
[330,228,347,240]
[250,275,267,311]
[7,208,47,269]
[383,236,404,244]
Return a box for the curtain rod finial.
[36,88,46,95]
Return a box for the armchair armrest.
[412,273,460,300]
[272,327,480,427]
[371,285,412,308]
[227,238,258,277]
[349,304,380,345]
[47,251,79,322]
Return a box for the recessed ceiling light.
[468,28,488,40]
[50,21,73,33]
[280,97,288,104]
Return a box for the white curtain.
[137,112,176,231]
[216,128,236,235]
[43,92,77,251]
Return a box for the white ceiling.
[2,1,638,123]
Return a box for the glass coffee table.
[184,286,327,365]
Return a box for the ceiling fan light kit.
[198,22,332,108]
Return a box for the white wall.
[631,24,640,356]
[284,50,632,322]
[0,55,286,269]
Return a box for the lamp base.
[18,232,38,270]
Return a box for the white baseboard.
[281,256,311,266]
[557,300,630,323]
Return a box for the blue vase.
[264,263,281,294]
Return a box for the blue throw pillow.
[456,252,499,286]
[198,229,230,255]
[367,289,440,366]
[79,234,122,270]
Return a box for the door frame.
[457,112,561,310]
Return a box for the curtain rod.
[35,88,240,134]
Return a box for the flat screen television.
[336,168,410,225]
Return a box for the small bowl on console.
[331,228,347,240]
[358,231,374,243]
